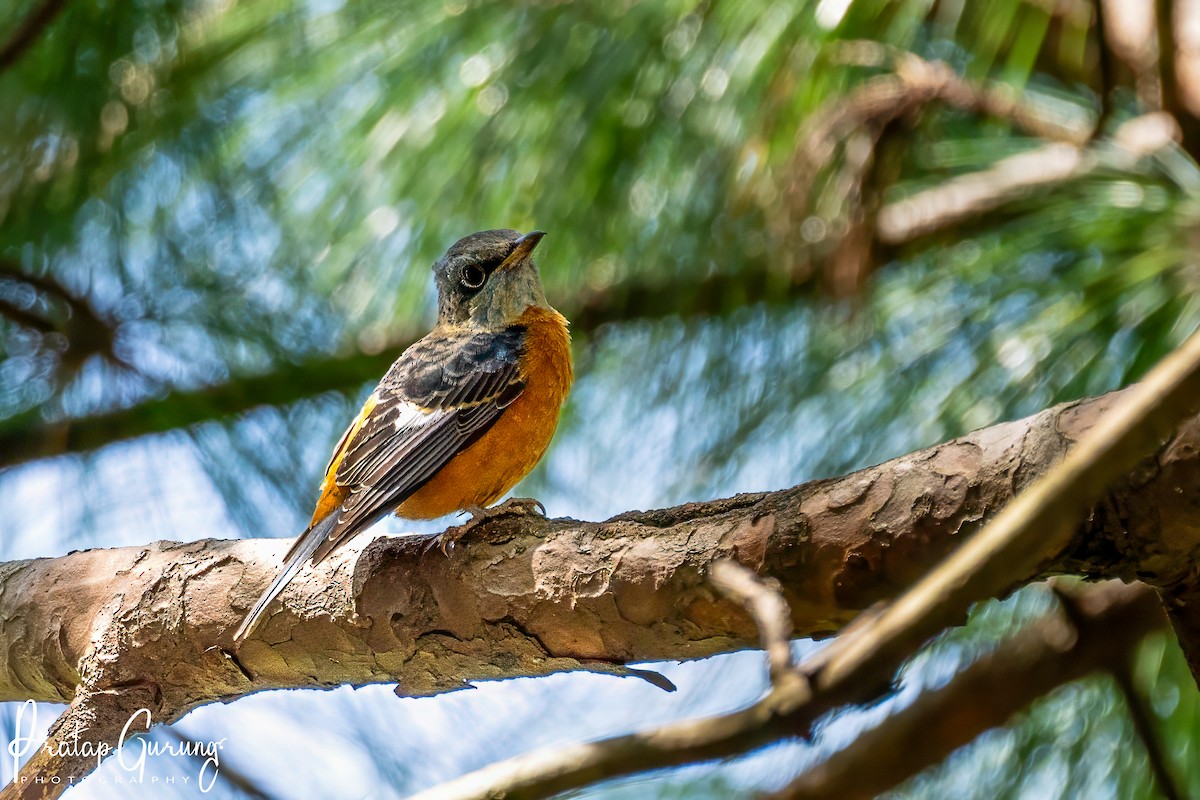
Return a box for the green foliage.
[2,0,1199,797]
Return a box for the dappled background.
[2,0,1199,796]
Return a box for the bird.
[233,229,572,643]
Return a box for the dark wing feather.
[310,327,526,562]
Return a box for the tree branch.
[876,112,1180,245]
[0,262,121,379]
[1156,0,1200,156]
[709,561,795,683]
[773,581,1166,800]
[1157,582,1200,695]
[777,48,1133,283]
[788,45,1096,227]
[0,0,68,75]
[405,326,1200,800]
[0,55,1155,471]
[1,620,161,800]
[3,367,1200,795]
[1110,659,1183,800]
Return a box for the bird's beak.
[499,230,546,271]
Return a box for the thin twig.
[160,727,273,800]
[876,112,1179,244]
[0,0,68,74]
[1157,0,1178,114]
[709,561,795,683]
[1092,0,1117,137]
[0,297,54,333]
[1110,664,1183,800]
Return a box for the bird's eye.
[460,264,486,290]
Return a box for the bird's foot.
[435,497,547,554]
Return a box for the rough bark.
[2,385,1200,794]
[408,329,1200,800]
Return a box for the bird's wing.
[312,327,526,562]
[233,327,526,642]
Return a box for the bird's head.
[432,229,549,328]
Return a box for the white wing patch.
[392,401,439,431]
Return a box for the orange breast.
[396,305,573,519]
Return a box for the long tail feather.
[233,513,337,643]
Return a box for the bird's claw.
[433,497,548,554]
[483,497,545,518]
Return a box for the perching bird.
[233,229,572,642]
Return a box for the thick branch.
[1,616,162,800]
[407,327,1200,800]
[1,687,158,800]
[0,381,1198,796]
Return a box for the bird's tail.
[233,513,337,644]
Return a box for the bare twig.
[0,0,68,74]
[773,582,1166,800]
[0,262,121,377]
[1158,582,1200,691]
[407,328,1200,800]
[780,49,1096,279]
[876,112,1179,244]
[1092,0,1117,137]
[1158,0,1179,114]
[159,727,273,800]
[405,686,812,800]
[709,561,795,683]
[1110,664,1183,800]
